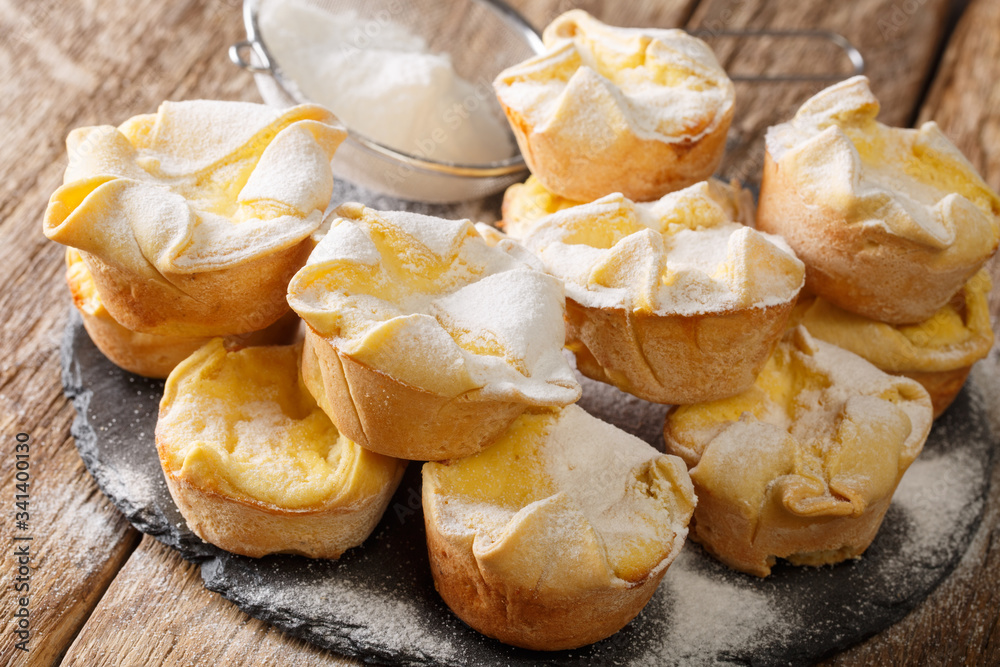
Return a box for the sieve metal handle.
[229,0,274,75]
[229,39,273,75]
[687,29,865,82]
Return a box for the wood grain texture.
[0,404,139,667]
[0,0,257,664]
[0,2,150,658]
[61,535,354,667]
[686,0,952,186]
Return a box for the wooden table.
[2,0,999,664]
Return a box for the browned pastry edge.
[685,491,893,578]
[501,101,733,203]
[158,463,403,560]
[422,489,666,651]
[900,365,972,418]
[80,238,315,338]
[302,327,528,461]
[73,300,301,379]
[566,297,797,405]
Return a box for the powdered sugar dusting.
[379,209,471,260]
[205,558,465,663]
[893,434,984,557]
[47,100,342,275]
[259,0,514,165]
[289,204,580,405]
[764,76,998,251]
[543,405,680,544]
[525,182,805,315]
[495,11,733,144]
[653,550,793,662]
[146,100,284,175]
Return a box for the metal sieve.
[230,0,543,203]
[230,1,866,203]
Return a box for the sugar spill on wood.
[62,535,352,667]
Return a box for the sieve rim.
[237,0,543,179]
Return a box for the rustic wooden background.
[1,0,999,665]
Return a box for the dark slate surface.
[62,308,996,666]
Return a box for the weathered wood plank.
[0,416,140,667]
[0,0,259,664]
[823,3,1000,663]
[686,0,952,186]
[61,535,354,667]
[0,151,140,666]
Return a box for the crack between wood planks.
[676,0,704,28]
[907,0,974,128]
[54,527,142,667]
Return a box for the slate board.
[61,305,997,666]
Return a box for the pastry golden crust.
[500,175,585,239]
[494,10,734,202]
[300,328,530,461]
[156,339,405,559]
[757,76,1000,324]
[792,270,993,417]
[66,248,300,378]
[501,175,756,240]
[287,203,580,461]
[44,101,346,337]
[423,405,695,650]
[566,297,798,405]
[663,327,933,577]
[523,181,804,404]
[898,367,973,418]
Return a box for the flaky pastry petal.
[45,101,346,336]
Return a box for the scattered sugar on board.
[893,444,981,556]
[650,550,793,664]
[205,557,465,664]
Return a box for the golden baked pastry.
[758,76,1000,324]
[423,404,695,651]
[663,326,933,577]
[44,101,346,337]
[66,248,299,378]
[494,10,734,202]
[792,270,993,417]
[500,175,584,239]
[522,180,804,404]
[501,174,756,240]
[287,203,581,461]
[471,222,508,247]
[156,339,405,559]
